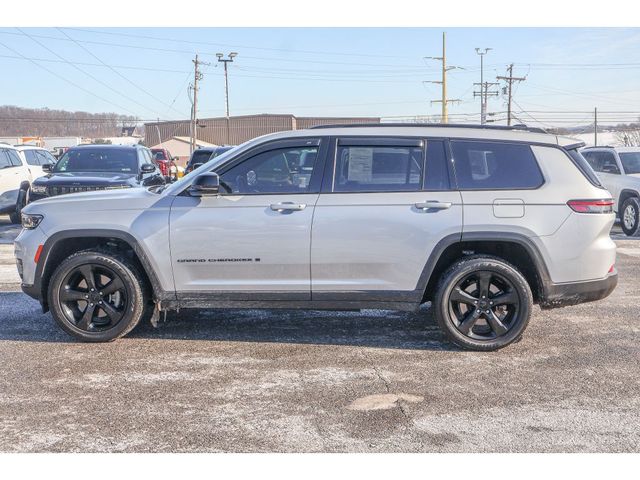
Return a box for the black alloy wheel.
[59,263,128,332]
[448,271,519,340]
[434,256,533,351]
[48,250,147,342]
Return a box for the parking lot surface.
[0,215,638,452]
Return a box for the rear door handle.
[415,201,452,210]
[270,202,307,212]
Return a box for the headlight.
[31,185,47,195]
[21,213,43,230]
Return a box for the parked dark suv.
[185,146,235,174]
[28,144,165,202]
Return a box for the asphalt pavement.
[0,214,638,452]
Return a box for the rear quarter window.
[451,140,544,190]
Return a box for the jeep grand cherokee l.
[15,124,617,350]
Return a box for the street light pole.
[216,52,237,145]
[475,47,492,124]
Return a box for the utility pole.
[425,32,462,123]
[216,52,237,144]
[594,107,598,146]
[189,54,210,155]
[496,64,526,126]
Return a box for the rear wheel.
[620,197,640,237]
[48,250,147,342]
[434,256,533,351]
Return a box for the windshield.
[619,152,640,174]
[190,150,214,166]
[55,149,138,173]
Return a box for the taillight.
[567,199,614,214]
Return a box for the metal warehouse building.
[144,114,380,148]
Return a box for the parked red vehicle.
[151,148,177,178]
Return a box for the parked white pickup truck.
[581,146,640,236]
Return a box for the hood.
[626,173,640,179]
[23,186,168,213]
[33,171,137,186]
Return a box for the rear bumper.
[540,271,618,309]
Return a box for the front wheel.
[434,256,533,351]
[48,250,147,342]
[620,197,640,237]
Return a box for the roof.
[583,145,640,152]
[245,124,581,148]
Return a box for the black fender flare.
[29,229,171,307]
[415,231,553,301]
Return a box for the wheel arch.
[419,232,552,304]
[35,229,165,311]
[618,189,639,214]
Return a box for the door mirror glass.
[140,163,156,174]
[189,172,220,196]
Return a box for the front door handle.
[415,201,452,210]
[270,202,307,212]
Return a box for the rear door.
[311,137,462,302]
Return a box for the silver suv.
[581,146,640,236]
[14,125,618,350]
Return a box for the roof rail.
[308,122,548,134]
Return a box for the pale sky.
[0,27,638,128]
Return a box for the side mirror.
[42,163,53,173]
[192,162,204,170]
[140,163,156,174]
[189,173,220,196]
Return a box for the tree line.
[0,105,138,138]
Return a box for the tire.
[47,249,147,342]
[620,197,640,237]
[8,188,27,224]
[434,255,533,351]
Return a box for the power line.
[0,39,139,116]
[55,28,188,118]
[15,28,161,118]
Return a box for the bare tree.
[0,105,138,138]
[614,129,640,147]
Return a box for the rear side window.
[451,141,544,190]
[334,144,423,192]
[24,150,40,166]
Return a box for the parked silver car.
[15,124,617,350]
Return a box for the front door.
[311,137,463,302]
[169,138,326,299]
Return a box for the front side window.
[0,149,13,169]
[619,152,640,174]
[219,146,318,194]
[334,145,423,192]
[55,149,138,173]
[451,141,544,189]
[6,150,22,167]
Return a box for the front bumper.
[540,271,618,309]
